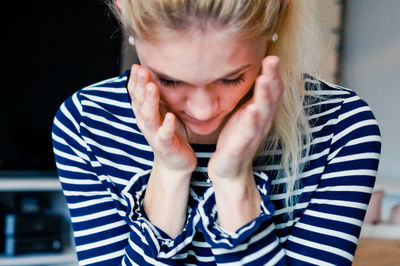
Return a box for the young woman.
[52,0,381,265]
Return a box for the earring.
[272,33,278,42]
[128,35,135,46]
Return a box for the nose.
[186,88,218,121]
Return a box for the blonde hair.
[111,0,320,216]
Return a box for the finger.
[261,56,285,101]
[228,106,259,156]
[157,112,176,147]
[127,64,139,102]
[158,102,188,139]
[253,77,279,134]
[241,105,272,151]
[254,75,273,107]
[254,58,284,109]
[141,82,161,130]
[242,105,259,139]
[129,66,151,108]
[261,55,280,76]
[134,67,152,107]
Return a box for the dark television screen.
[1,1,122,176]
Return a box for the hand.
[208,56,285,182]
[128,64,197,175]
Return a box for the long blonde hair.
[111,0,320,215]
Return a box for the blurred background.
[1,0,399,265]
[310,1,400,265]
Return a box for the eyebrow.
[148,64,252,83]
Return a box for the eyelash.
[156,77,180,87]
[220,75,245,86]
[155,74,245,88]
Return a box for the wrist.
[143,161,193,238]
[150,162,193,196]
[212,172,262,232]
[153,157,194,180]
[212,172,260,203]
[208,160,253,186]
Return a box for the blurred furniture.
[0,178,77,265]
[364,190,384,224]
[391,204,400,224]
[355,178,400,264]
[354,238,400,265]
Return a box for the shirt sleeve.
[52,92,130,265]
[198,172,286,264]
[53,92,196,265]
[284,95,381,265]
[197,94,381,265]
[120,170,198,263]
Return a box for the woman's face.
[135,29,268,143]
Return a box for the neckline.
[190,143,216,153]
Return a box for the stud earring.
[128,35,135,46]
[272,33,278,42]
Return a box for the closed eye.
[155,77,181,87]
[219,74,245,86]
[149,64,250,88]
[155,74,245,88]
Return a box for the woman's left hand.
[208,56,285,182]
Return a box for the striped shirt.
[52,71,381,265]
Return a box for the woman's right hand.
[128,65,195,237]
[128,64,197,175]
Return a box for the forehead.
[135,29,267,83]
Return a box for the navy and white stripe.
[52,71,381,265]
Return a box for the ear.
[112,0,123,20]
[114,0,122,14]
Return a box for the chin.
[179,112,231,143]
[186,123,220,135]
[185,121,223,143]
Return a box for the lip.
[183,113,219,125]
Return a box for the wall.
[309,0,343,84]
[341,0,400,181]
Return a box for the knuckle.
[157,130,172,145]
[256,75,271,89]
[133,92,144,106]
[256,75,284,103]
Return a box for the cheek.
[159,88,185,110]
[223,82,254,108]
